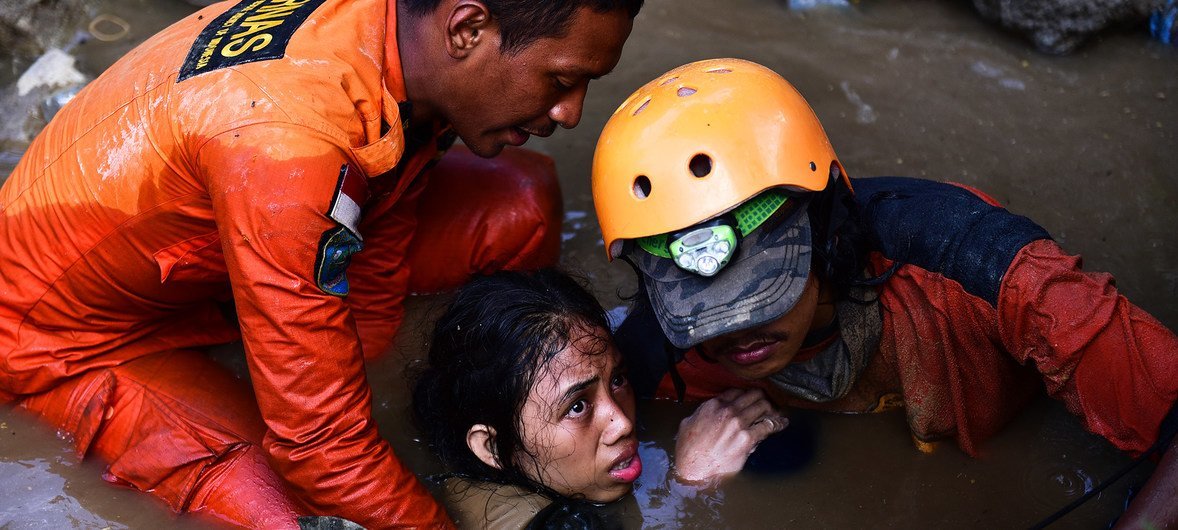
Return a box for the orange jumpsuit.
[0,0,561,527]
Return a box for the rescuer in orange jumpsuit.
[0,0,640,527]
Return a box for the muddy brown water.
[2,0,1176,528]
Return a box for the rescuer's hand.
[672,387,787,484]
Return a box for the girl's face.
[516,325,641,502]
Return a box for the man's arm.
[1117,402,1178,529]
[999,239,1178,456]
[201,125,452,529]
[1000,238,1178,528]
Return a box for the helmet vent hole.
[677,87,697,97]
[689,154,712,178]
[706,68,732,74]
[633,97,650,116]
[633,175,652,199]
[659,76,679,86]
[810,161,817,171]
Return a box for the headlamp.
[636,189,791,277]
[669,221,737,277]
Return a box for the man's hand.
[1114,435,1178,530]
[673,388,788,483]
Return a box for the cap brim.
[631,201,812,349]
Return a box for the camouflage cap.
[630,200,813,349]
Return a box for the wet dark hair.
[807,165,894,299]
[412,268,612,494]
[400,0,644,54]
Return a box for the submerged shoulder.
[443,478,551,530]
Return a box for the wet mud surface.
[2,0,1176,528]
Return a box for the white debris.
[17,49,86,97]
[839,81,877,124]
[788,0,850,9]
[1000,78,1027,91]
[972,61,1027,91]
[970,60,1004,78]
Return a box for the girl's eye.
[553,77,573,91]
[611,373,628,389]
[567,399,588,418]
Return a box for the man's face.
[516,326,641,502]
[697,275,822,380]
[445,7,633,157]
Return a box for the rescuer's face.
[697,275,822,381]
[446,6,632,157]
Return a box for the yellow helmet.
[592,58,849,260]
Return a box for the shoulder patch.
[178,0,327,82]
[315,226,363,297]
[328,163,367,239]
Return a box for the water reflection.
[0,458,129,529]
[1019,460,1099,513]
[633,442,725,529]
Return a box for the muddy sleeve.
[998,238,1178,455]
[198,124,452,528]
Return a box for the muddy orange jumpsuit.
[0,0,561,527]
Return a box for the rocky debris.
[972,0,1164,54]
[16,48,86,97]
[299,516,367,530]
[1,1,95,172]
[1,48,91,164]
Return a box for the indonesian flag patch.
[327,163,366,239]
[315,163,367,296]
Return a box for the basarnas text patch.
[179,0,327,82]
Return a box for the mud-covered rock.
[972,0,1163,54]
[0,48,90,169]
[0,0,94,173]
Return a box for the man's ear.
[466,424,503,470]
[445,0,495,59]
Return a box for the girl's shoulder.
[443,477,552,530]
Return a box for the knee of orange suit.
[407,145,563,294]
[186,443,303,530]
[18,367,117,458]
[18,350,302,526]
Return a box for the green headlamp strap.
[635,189,791,277]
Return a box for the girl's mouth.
[608,451,642,483]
